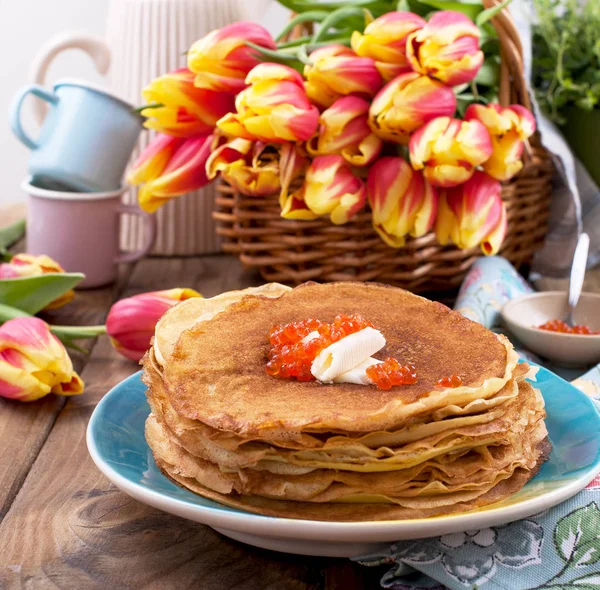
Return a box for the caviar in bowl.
[502,292,600,366]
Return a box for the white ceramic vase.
[29,0,271,255]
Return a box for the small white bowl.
[502,291,600,366]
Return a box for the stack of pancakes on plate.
[143,282,550,521]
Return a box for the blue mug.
[10,79,143,193]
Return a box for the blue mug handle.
[9,85,59,150]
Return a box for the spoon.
[565,232,590,327]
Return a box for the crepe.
[163,282,519,436]
[146,385,547,506]
[145,355,541,473]
[142,281,550,522]
[154,283,292,367]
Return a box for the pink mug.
[23,178,156,288]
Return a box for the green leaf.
[475,60,501,87]
[554,502,600,565]
[476,0,513,27]
[0,273,84,315]
[0,219,26,257]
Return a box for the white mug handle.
[29,32,111,124]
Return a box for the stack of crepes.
[143,282,550,522]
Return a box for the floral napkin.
[355,256,600,590]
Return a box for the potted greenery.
[532,0,600,186]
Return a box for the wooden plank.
[0,256,360,589]
[0,269,132,521]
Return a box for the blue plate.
[87,367,600,558]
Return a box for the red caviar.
[267,314,374,382]
[366,358,418,390]
[437,374,463,388]
[266,314,417,389]
[537,319,599,335]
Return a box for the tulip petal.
[127,134,183,186]
[482,201,508,255]
[188,22,276,93]
[304,155,366,224]
[369,72,457,144]
[436,171,506,254]
[141,68,235,137]
[406,11,483,86]
[465,102,536,181]
[0,318,83,402]
[138,135,213,213]
[304,45,383,108]
[106,288,201,361]
[217,69,319,144]
[409,117,492,188]
[368,158,437,247]
[309,96,383,166]
[411,178,438,238]
[351,12,426,82]
[280,186,319,220]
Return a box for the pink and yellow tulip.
[465,103,536,181]
[0,254,74,310]
[187,22,277,93]
[304,45,383,109]
[128,133,213,213]
[369,72,457,145]
[303,155,367,224]
[406,11,484,86]
[140,68,235,137]
[367,157,438,247]
[106,288,201,362]
[0,317,83,402]
[351,11,426,81]
[280,186,319,221]
[206,138,307,197]
[409,116,492,187]
[217,64,319,143]
[436,171,507,255]
[308,96,383,166]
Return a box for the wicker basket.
[213,0,554,292]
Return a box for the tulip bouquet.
[128,0,538,256]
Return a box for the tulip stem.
[245,41,302,63]
[296,45,313,65]
[133,103,163,115]
[50,325,107,339]
[276,0,386,11]
[276,10,330,42]
[0,303,30,322]
[311,7,369,44]
[0,302,106,353]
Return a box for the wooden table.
[2,198,599,589]
[0,255,387,590]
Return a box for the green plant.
[532,0,600,124]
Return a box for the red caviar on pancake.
[266,314,417,389]
[536,319,599,335]
[366,357,418,390]
[437,374,463,388]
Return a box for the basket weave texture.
[213,1,554,292]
